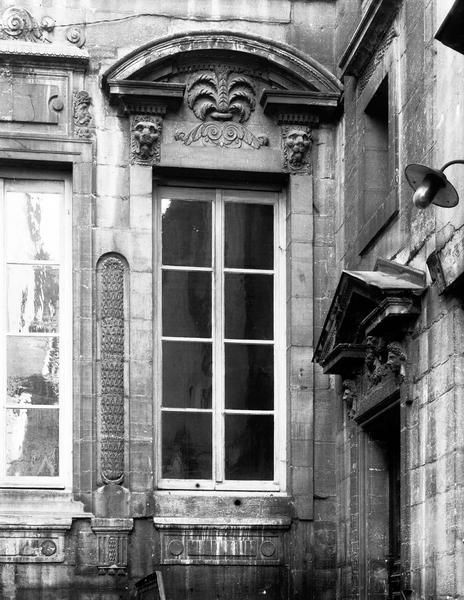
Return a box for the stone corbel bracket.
[107,79,185,165]
[260,90,340,174]
[91,517,134,576]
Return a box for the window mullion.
[214,189,224,485]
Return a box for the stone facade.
[0,1,462,599]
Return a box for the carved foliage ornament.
[131,115,162,165]
[99,256,126,485]
[282,126,313,173]
[73,91,93,138]
[0,7,55,42]
[175,66,268,149]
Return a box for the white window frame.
[0,168,72,490]
[154,181,286,493]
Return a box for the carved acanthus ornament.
[0,7,55,42]
[175,66,268,149]
[282,126,313,173]
[99,256,126,486]
[131,115,162,165]
[73,91,93,138]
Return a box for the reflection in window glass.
[162,199,212,267]
[225,344,273,410]
[162,412,212,479]
[163,341,212,409]
[162,270,212,338]
[1,179,65,482]
[6,408,59,476]
[225,203,273,269]
[7,265,59,333]
[6,191,61,262]
[7,337,59,406]
[225,273,274,340]
[225,414,274,480]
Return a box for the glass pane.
[163,341,212,408]
[162,412,212,479]
[162,199,212,267]
[6,408,59,476]
[7,265,59,333]
[225,273,273,340]
[7,336,59,406]
[225,344,273,410]
[6,191,61,262]
[162,270,211,338]
[225,414,274,480]
[225,203,273,269]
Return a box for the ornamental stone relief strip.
[131,114,163,165]
[99,255,126,486]
[175,66,268,149]
[73,91,93,138]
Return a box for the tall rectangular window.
[359,76,397,253]
[0,174,71,487]
[156,185,285,491]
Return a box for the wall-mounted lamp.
[404,160,464,208]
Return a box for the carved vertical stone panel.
[98,255,126,486]
[73,91,93,138]
[91,518,133,575]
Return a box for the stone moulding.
[102,31,343,95]
[338,0,401,77]
[98,255,126,486]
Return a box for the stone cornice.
[260,89,340,122]
[338,0,400,77]
[0,39,88,68]
[107,79,185,116]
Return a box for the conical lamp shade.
[405,163,459,208]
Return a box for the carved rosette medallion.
[73,91,93,138]
[175,66,268,149]
[0,7,55,42]
[282,126,313,173]
[99,256,126,485]
[66,26,85,48]
[131,115,162,165]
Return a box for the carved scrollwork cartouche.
[73,91,93,138]
[282,126,313,173]
[0,7,55,42]
[175,66,268,149]
[99,256,125,485]
[131,115,162,165]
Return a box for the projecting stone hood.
[313,258,426,375]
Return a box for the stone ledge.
[153,516,291,529]
[0,39,89,66]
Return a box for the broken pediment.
[313,258,426,375]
